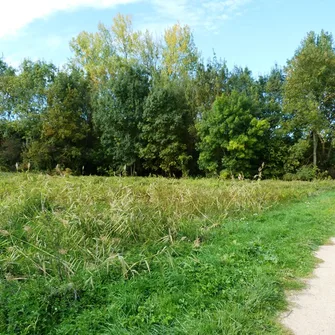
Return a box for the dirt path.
[281,238,335,335]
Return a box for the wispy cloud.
[149,0,251,32]
[0,0,251,41]
[0,0,141,39]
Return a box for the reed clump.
[0,174,331,281]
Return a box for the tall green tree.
[140,82,193,176]
[0,59,23,170]
[256,66,290,177]
[284,30,335,168]
[0,59,56,169]
[227,67,257,97]
[192,56,228,116]
[0,58,16,119]
[8,60,56,147]
[0,121,22,170]
[197,91,270,176]
[93,64,150,174]
[26,68,94,172]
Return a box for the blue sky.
[1,0,335,76]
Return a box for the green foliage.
[227,66,257,96]
[140,82,193,176]
[197,91,270,176]
[25,68,94,172]
[283,165,325,181]
[220,169,231,179]
[284,30,335,167]
[0,58,16,119]
[0,124,22,169]
[94,64,150,174]
[1,23,335,179]
[11,60,56,139]
[162,23,199,79]
[192,56,228,115]
[295,165,318,181]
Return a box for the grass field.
[1,174,335,334]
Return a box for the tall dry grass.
[0,173,333,282]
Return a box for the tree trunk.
[327,145,332,162]
[313,131,318,166]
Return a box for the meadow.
[1,174,335,334]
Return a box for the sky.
[1,0,335,76]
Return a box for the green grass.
[1,174,335,334]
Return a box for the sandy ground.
[281,238,335,335]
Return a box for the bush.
[283,166,332,181]
[219,170,231,180]
[296,165,318,181]
[316,170,331,180]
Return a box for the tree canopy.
[1,17,335,179]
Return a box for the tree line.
[1,15,335,179]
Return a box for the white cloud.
[0,0,251,41]
[0,0,141,39]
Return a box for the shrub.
[219,170,231,180]
[316,170,331,180]
[296,165,318,181]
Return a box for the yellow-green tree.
[162,23,199,79]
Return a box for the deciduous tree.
[284,31,335,168]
